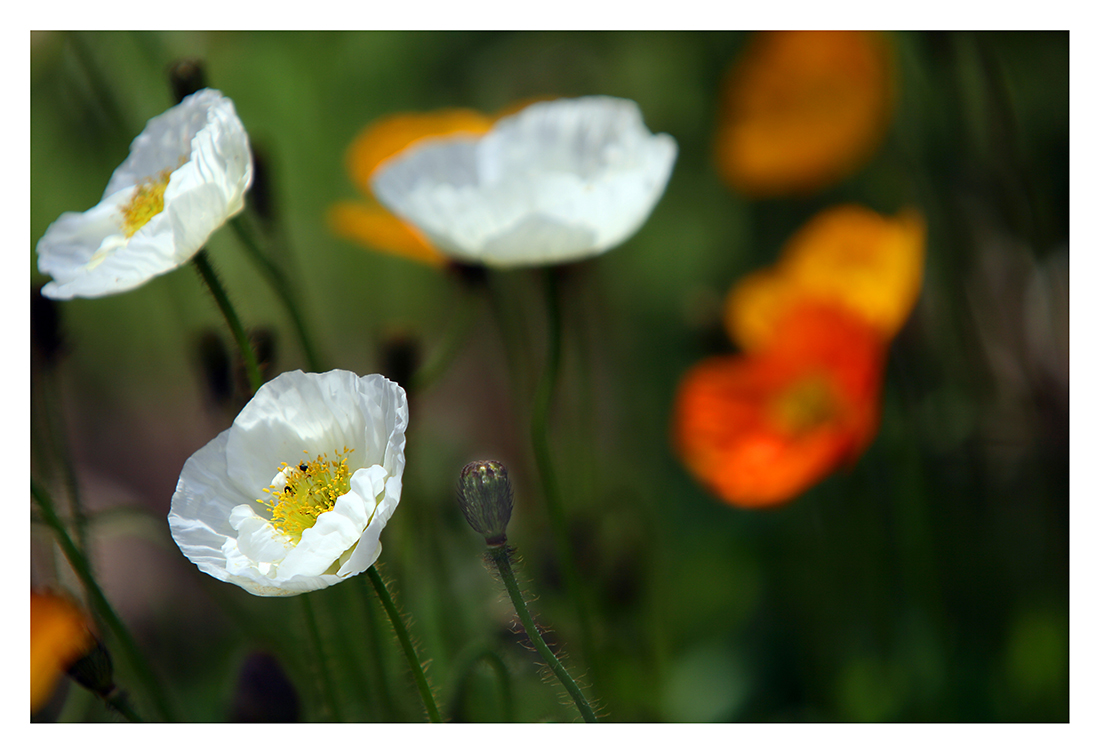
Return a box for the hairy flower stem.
[31,480,175,722]
[366,565,442,722]
[229,215,326,373]
[191,249,264,394]
[355,578,398,720]
[529,268,599,679]
[487,544,598,722]
[300,594,344,721]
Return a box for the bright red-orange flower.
[714,31,894,197]
[673,302,885,508]
[31,590,95,713]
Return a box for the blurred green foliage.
[31,31,1067,722]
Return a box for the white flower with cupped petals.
[36,88,253,300]
[168,370,408,597]
[370,96,677,267]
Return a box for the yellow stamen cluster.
[120,169,173,238]
[771,375,837,435]
[259,447,355,542]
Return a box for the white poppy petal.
[168,370,408,597]
[371,96,677,267]
[36,88,253,300]
[231,506,295,564]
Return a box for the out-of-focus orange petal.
[714,31,894,197]
[31,591,95,713]
[726,205,925,349]
[722,267,796,353]
[327,201,448,267]
[674,302,884,508]
[346,109,494,191]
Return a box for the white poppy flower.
[168,370,408,597]
[36,88,253,300]
[370,96,677,267]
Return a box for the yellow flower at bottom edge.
[726,204,925,351]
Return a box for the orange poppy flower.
[31,590,96,713]
[673,302,885,507]
[328,108,494,266]
[714,31,894,197]
[726,205,925,350]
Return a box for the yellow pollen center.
[771,375,838,435]
[258,447,355,542]
[120,170,172,238]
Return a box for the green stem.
[40,370,91,581]
[365,565,442,722]
[487,544,598,722]
[411,284,478,392]
[191,249,264,394]
[229,215,326,373]
[449,646,514,722]
[300,594,343,721]
[356,578,398,720]
[103,690,143,722]
[31,481,174,722]
[528,268,598,677]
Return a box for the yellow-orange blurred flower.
[674,302,885,508]
[714,31,894,197]
[674,203,924,507]
[328,109,494,266]
[31,591,95,713]
[726,205,925,350]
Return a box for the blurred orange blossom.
[726,204,925,350]
[714,31,894,197]
[673,203,924,508]
[31,590,96,713]
[674,302,885,507]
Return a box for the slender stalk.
[40,370,91,579]
[191,249,264,394]
[486,272,534,403]
[449,646,514,722]
[528,268,598,676]
[365,565,442,723]
[356,578,398,721]
[103,690,143,722]
[229,215,326,373]
[411,284,478,392]
[300,594,343,721]
[487,545,598,722]
[31,481,174,722]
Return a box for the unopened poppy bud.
[457,461,513,546]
